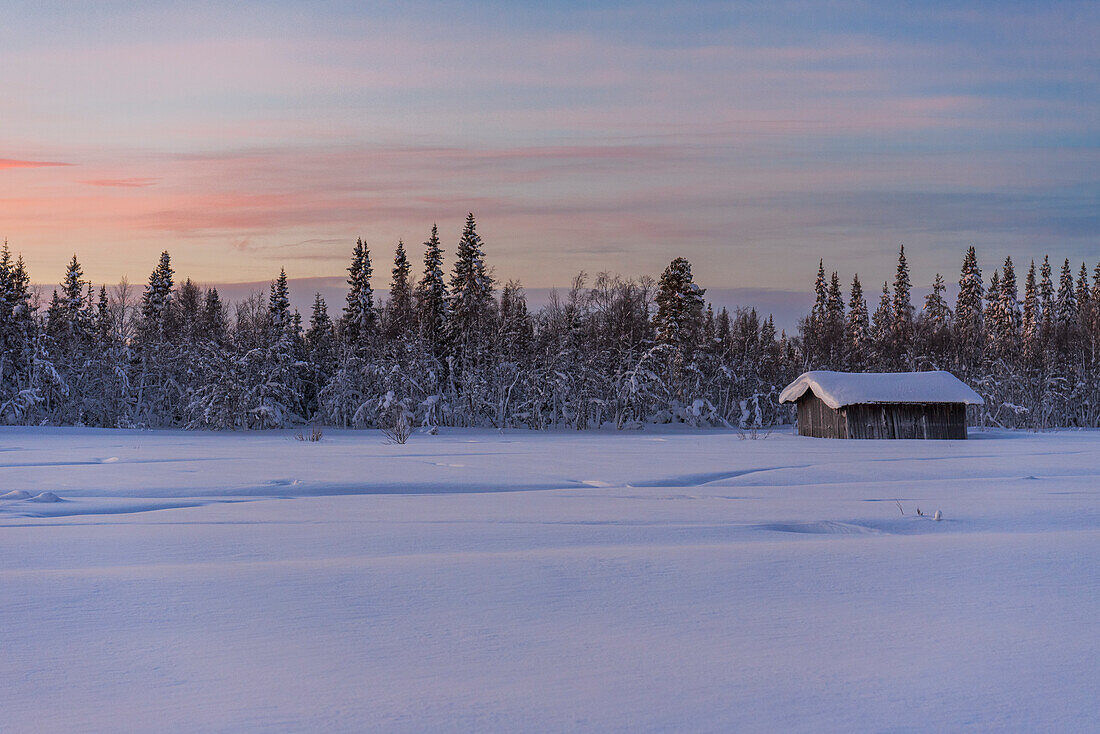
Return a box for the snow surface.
[780,370,985,409]
[2,426,1097,732]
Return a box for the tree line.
[2,216,1097,430]
[801,246,1100,428]
[0,214,792,430]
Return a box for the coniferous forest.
[2,214,1099,431]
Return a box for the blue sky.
[2,0,1097,294]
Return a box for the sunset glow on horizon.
[3,1,1098,292]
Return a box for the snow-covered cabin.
[779,371,984,439]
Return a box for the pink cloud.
[80,178,158,187]
[0,159,73,170]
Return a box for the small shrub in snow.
[294,426,324,442]
[737,424,771,440]
[381,412,412,445]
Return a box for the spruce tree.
[303,293,336,420]
[917,272,952,367]
[45,290,66,341]
[60,256,89,321]
[923,273,950,328]
[1054,258,1078,355]
[653,257,706,354]
[890,245,914,367]
[702,304,717,349]
[1022,260,1039,346]
[1089,261,1100,363]
[176,279,200,338]
[307,294,336,359]
[811,260,828,323]
[139,251,175,342]
[269,268,291,334]
[825,271,845,367]
[248,267,301,427]
[415,224,448,352]
[386,240,414,339]
[871,281,892,367]
[1092,260,1100,310]
[845,274,869,370]
[447,213,495,361]
[10,255,32,325]
[96,286,111,344]
[955,246,984,368]
[1076,262,1090,318]
[201,288,227,344]
[498,280,533,362]
[1055,258,1077,328]
[49,255,93,350]
[1092,260,1100,326]
[760,314,778,375]
[807,259,828,364]
[0,247,35,414]
[342,238,374,347]
[1079,263,1097,368]
[1038,255,1054,338]
[0,242,10,312]
[985,271,1002,337]
[715,307,732,357]
[993,257,1021,354]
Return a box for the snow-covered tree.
[845,274,870,370]
[1055,258,1078,338]
[889,245,914,367]
[955,246,984,369]
[1022,261,1039,349]
[917,272,951,368]
[385,240,415,339]
[415,224,448,353]
[342,238,375,348]
[653,256,706,354]
[1038,255,1054,341]
[0,243,40,423]
[176,279,203,343]
[805,260,828,366]
[987,257,1020,358]
[871,281,892,366]
[138,251,175,343]
[823,271,845,368]
[447,213,495,366]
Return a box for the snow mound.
[27,492,63,503]
[779,370,984,409]
[1,490,32,500]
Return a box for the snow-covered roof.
[779,371,984,409]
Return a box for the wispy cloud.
[0,158,72,169]
[80,178,158,187]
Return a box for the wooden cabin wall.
[844,403,967,439]
[796,390,969,440]
[796,393,848,438]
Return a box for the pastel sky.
[2,0,1098,294]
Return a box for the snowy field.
[2,426,1098,733]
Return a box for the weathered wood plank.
[800,398,968,439]
[797,393,847,438]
